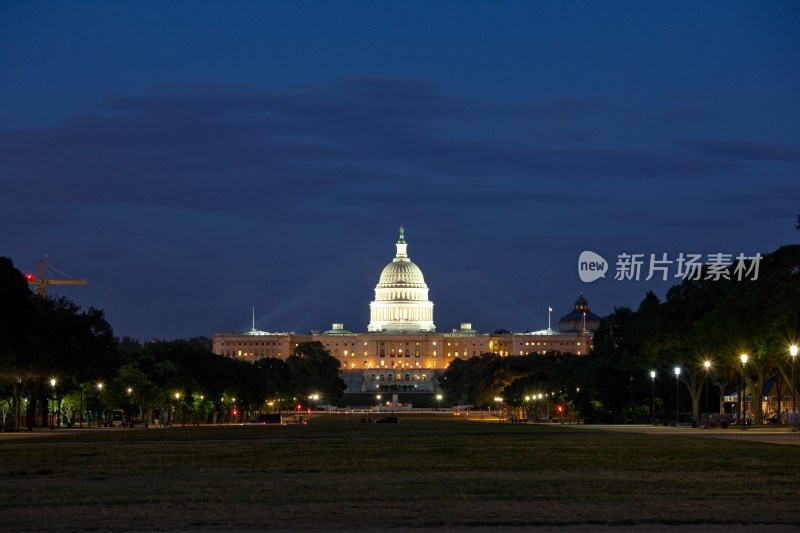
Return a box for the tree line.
[0,257,344,429]
[439,244,800,424]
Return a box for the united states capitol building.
[212,228,600,393]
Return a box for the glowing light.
[741,354,748,364]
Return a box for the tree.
[654,277,728,423]
[0,258,118,428]
[697,245,800,424]
[109,365,158,425]
[286,342,345,402]
[583,306,644,422]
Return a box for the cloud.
[0,78,793,235]
[680,139,800,163]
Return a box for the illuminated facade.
[212,228,596,393]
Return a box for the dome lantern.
[396,225,408,259]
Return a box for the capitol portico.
[212,228,597,393]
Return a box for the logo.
[578,251,608,283]
[577,251,762,283]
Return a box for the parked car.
[248,414,282,424]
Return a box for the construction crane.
[24,255,88,297]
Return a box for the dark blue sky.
[2,2,798,341]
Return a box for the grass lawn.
[1,414,798,531]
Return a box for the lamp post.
[674,367,680,426]
[96,382,104,427]
[790,345,797,431]
[494,397,503,422]
[703,360,711,420]
[49,378,56,429]
[436,394,442,411]
[127,387,133,427]
[538,393,544,421]
[650,371,656,425]
[740,354,748,429]
[546,393,551,422]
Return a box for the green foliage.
[438,246,799,425]
[286,342,346,401]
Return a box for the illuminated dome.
[368,227,435,332]
[378,259,426,287]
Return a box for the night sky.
[2,2,798,341]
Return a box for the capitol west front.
[212,228,598,393]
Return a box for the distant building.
[212,228,598,393]
[557,294,602,333]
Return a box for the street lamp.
[49,378,56,429]
[538,393,544,421]
[674,367,680,426]
[703,360,711,419]
[436,394,443,411]
[524,395,530,421]
[494,397,503,422]
[740,354,748,428]
[96,382,104,427]
[650,371,656,425]
[790,345,797,431]
[127,387,133,426]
